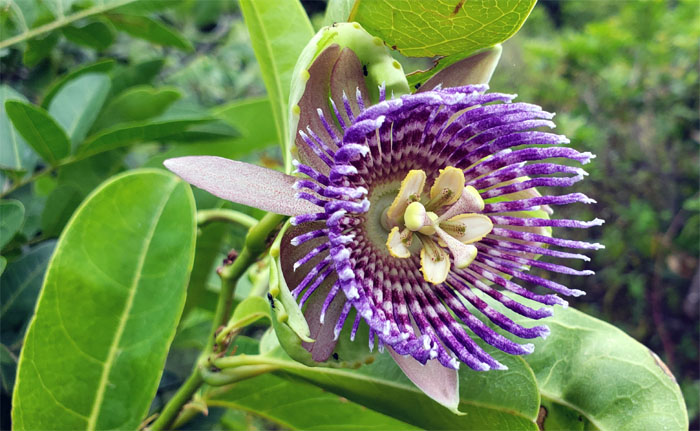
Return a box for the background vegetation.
[1,0,697,429]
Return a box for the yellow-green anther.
[440,214,493,244]
[386,226,412,258]
[419,236,450,284]
[429,167,465,208]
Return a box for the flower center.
[382,167,493,284]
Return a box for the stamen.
[383,169,426,229]
[434,227,478,269]
[437,186,484,222]
[440,214,493,244]
[386,226,412,258]
[419,236,450,284]
[428,166,465,209]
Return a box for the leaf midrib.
[85,178,177,430]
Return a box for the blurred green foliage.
[0,0,697,428]
[490,1,699,426]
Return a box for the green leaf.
[78,116,211,158]
[519,306,689,431]
[39,184,84,237]
[92,86,181,131]
[22,31,59,67]
[323,0,355,26]
[41,59,116,108]
[143,98,275,168]
[106,14,193,51]
[39,149,125,238]
[239,0,314,164]
[538,397,592,431]
[227,296,270,331]
[207,373,419,430]
[0,199,25,249]
[181,221,227,318]
[172,308,213,350]
[40,150,126,239]
[5,100,70,165]
[349,0,536,57]
[0,256,6,275]
[61,20,115,50]
[0,344,17,394]
[240,339,539,429]
[48,73,111,149]
[0,0,139,50]
[0,85,38,173]
[109,59,165,98]
[12,169,196,430]
[0,241,56,335]
[159,121,239,143]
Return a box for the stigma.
[383,167,493,284]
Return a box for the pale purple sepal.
[388,347,462,414]
[301,280,344,362]
[418,45,502,92]
[163,156,321,216]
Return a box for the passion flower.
[164,22,602,409]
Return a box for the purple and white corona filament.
[283,83,603,372]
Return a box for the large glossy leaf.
[281,350,538,429]
[207,373,420,430]
[48,73,111,148]
[349,0,536,58]
[518,305,688,431]
[12,169,197,430]
[0,85,37,173]
[0,241,56,338]
[216,337,539,430]
[239,0,314,162]
[5,100,71,165]
[0,199,25,249]
[106,14,192,51]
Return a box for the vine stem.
[149,213,285,430]
[0,0,136,49]
[196,209,258,229]
[0,166,53,198]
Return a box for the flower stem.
[149,369,204,431]
[196,209,258,229]
[149,212,285,430]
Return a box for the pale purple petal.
[164,156,320,216]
